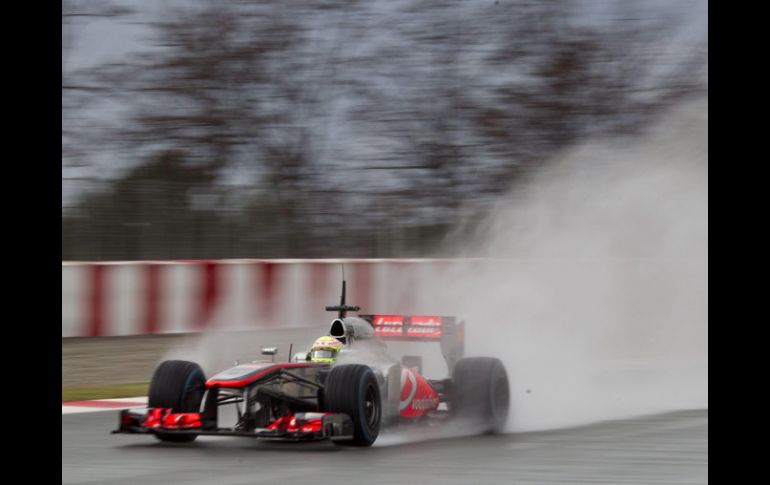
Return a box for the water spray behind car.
[420,99,708,432]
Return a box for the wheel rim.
[364,384,380,429]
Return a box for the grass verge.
[62,382,149,402]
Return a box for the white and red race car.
[113,281,509,446]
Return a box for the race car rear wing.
[359,314,465,371]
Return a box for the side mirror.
[261,347,278,362]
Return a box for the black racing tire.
[451,357,510,433]
[323,364,382,447]
[147,360,206,443]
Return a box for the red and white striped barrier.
[61,259,487,337]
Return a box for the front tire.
[323,364,382,446]
[147,360,206,442]
[451,357,509,433]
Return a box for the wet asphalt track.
[62,409,706,485]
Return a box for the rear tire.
[451,357,509,433]
[148,360,206,442]
[323,364,382,446]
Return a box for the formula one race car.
[112,281,509,447]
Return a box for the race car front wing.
[112,408,355,441]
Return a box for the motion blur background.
[62,0,707,261]
[62,5,707,481]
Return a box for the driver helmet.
[309,336,344,363]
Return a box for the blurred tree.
[348,0,707,213]
[62,0,134,184]
[62,0,707,260]
[80,1,338,257]
[63,150,211,260]
[478,1,707,156]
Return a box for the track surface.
[63,409,707,485]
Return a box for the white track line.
[62,396,148,415]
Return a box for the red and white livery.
[113,279,509,447]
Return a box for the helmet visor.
[311,349,336,360]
